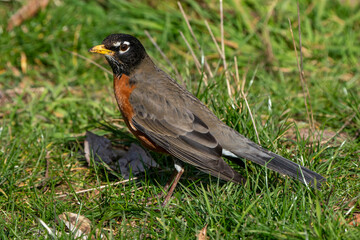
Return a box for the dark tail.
[224,140,326,188]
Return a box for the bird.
[89,33,325,206]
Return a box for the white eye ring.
[119,41,130,54]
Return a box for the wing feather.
[129,86,243,183]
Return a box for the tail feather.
[223,141,325,188]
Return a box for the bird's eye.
[119,42,130,53]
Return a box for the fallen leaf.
[84,131,159,179]
[58,212,105,239]
[117,143,159,179]
[84,131,126,166]
[215,37,239,49]
[339,73,354,82]
[7,0,50,31]
[6,62,21,77]
[0,188,8,199]
[20,52,27,73]
[197,224,208,240]
[349,212,360,227]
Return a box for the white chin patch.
[222,149,238,158]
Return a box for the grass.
[1,0,359,239]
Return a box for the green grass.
[1,0,359,239]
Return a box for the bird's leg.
[162,169,179,192]
[146,163,183,206]
[161,161,184,207]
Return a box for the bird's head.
[89,33,146,76]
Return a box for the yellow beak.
[88,44,115,56]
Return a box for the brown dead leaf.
[7,62,21,77]
[7,0,50,31]
[335,198,360,227]
[215,37,238,49]
[348,212,360,227]
[197,224,208,240]
[20,52,27,73]
[271,66,293,73]
[58,212,105,239]
[58,212,91,235]
[338,212,360,227]
[84,131,159,179]
[339,73,354,82]
[0,188,8,199]
[345,199,360,227]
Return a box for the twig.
[179,31,208,85]
[64,49,112,75]
[234,56,261,144]
[144,30,185,87]
[55,177,138,198]
[177,2,213,79]
[288,18,314,132]
[220,0,232,100]
[7,0,49,31]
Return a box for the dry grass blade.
[204,20,224,78]
[179,31,208,85]
[64,49,112,75]
[178,1,213,79]
[288,19,313,131]
[297,1,304,72]
[144,30,185,87]
[204,20,223,59]
[234,56,261,144]
[220,0,233,100]
[38,218,57,238]
[55,178,137,198]
[288,4,315,133]
[297,2,314,130]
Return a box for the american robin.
[89,33,325,206]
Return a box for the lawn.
[0,0,359,239]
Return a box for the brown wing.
[129,85,243,183]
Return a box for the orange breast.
[113,74,166,153]
[113,74,136,120]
